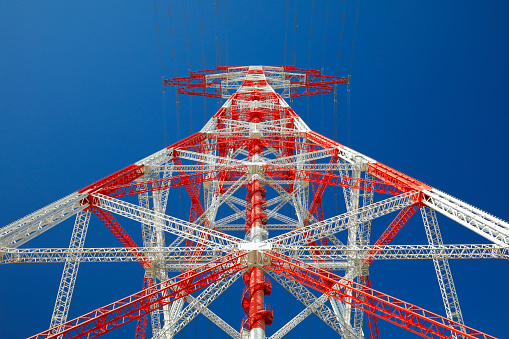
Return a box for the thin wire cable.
[166,0,178,139]
[347,75,351,146]
[153,0,167,146]
[334,84,338,215]
[167,0,181,218]
[292,0,299,66]
[321,0,331,70]
[320,0,330,134]
[349,0,361,75]
[182,0,193,134]
[307,0,315,69]
[336,0,348,75]
[347,0,360,146]
[284,0,289,65]
[215,1,221,66]
[224,0,229,65]
[198,0,207,124]
[306,0,315,123]
[215,1,221,110]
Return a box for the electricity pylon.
[2,65,506,339]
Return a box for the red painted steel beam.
[79,164,145,197]
[305,157,339,224]
[367,162,431,192]
[360,275,381,339]
[264,165,409,195]
[362,203,420,266]
[172,157,207,221]
[90,207,150,268]
[28,252,247,339]
[191,134,323,153]
[306,131,342,149]
[134,277,153,339]
[263,251,495,339]
[103,167,246,198]
[166,132,207,150]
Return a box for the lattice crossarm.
[422,189,509,245]
[272,243,509,261]
[4,244,507,265]
[0,192,88,248]
[0,246,231,264]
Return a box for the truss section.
[49,210,91,329]
[422,189,509,245]
[0,192,88,248]
[421,207,465,328]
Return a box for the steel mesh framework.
[1,65,508,339]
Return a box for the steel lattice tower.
[2,65,506,339]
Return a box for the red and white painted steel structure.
[2,65,508,339]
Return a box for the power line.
[306,0,316,123]
[284,0,289,65]
[152,0,166,146]
[348,0,361,146]
[320,0,331,134]
[215,1,221,66]
[349,0,361,75]
[166,0,182,219]
[198,0,207,124]
[336,0,348,75]
[182,0,193,134]
[307,0,315,69]
[321,0,331,70]
[215,1,221,110]
[166,0,178,137]
[224,0,229,65]
[292,0,299,66]
[347,74,351,146]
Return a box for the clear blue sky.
[1,1,508,338]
